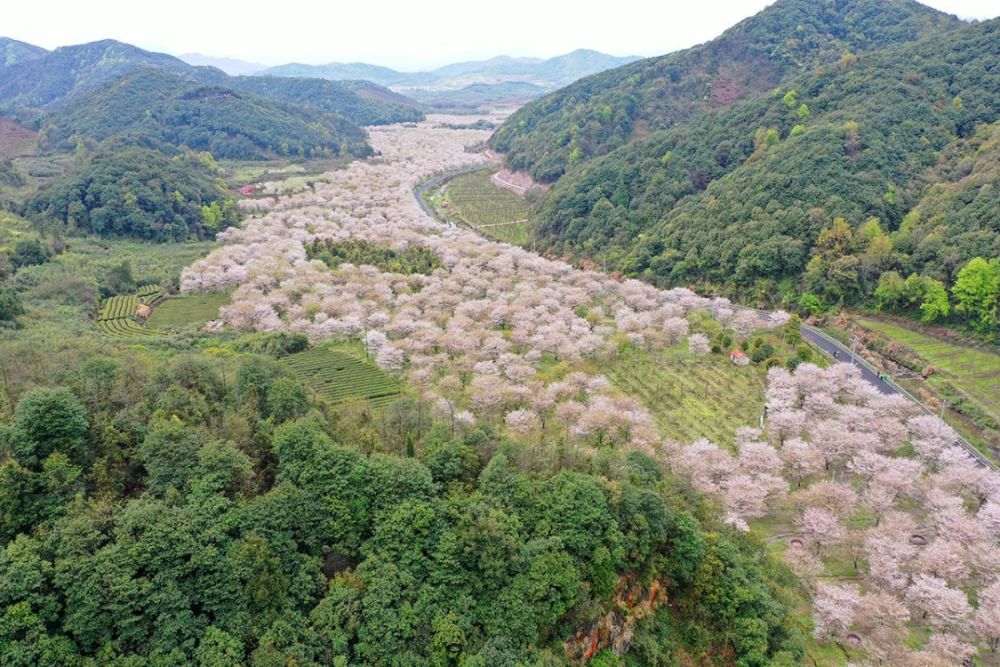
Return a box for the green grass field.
[599,345,766,446]
[283,345,402,408]
[856,317,1000,448]
[146,293,230,330]
[441,169,531,245]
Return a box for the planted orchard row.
[284,348,401,406]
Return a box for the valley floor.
[177,115,1000,665]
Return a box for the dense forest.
[0,357,803,665]
[489,0,961,182]
[491,6,999,336]
[38,69,373,161]
[23,148,240,241]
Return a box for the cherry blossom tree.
[974,579,1000,653]
[796,507,845,554]
[812,582,860,640]
[688,333,710,356]
[904,574,971,630]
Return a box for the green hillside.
[227,75,424,126]
[523,18,999,325]
[39,69,372,160]
[489,0,962,181]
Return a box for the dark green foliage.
[10,239,49,270]
[39,69,372,161]
[227,76,424,126]
[10,387,89,468]
[0,287,23,324]
[524,17,1000,315]
[490,0,961,181]
[25,147,237,241]
[0,346,803,666]
[306,238,442,275]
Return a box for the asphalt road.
[800,326,896,395]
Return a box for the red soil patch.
[0,117,37,158]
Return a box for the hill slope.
[39,69,372,160]
[0,37,47,67]
[529,18,999,303]
[489,0,963,181]
[0,39,226,109]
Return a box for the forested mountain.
[38,69,373,160]
[0,37,46,67]
[524,16,1000,326]
[226,75,424,126]
[0,39,226,110]
[263,49,641,91]
[489,0,963,181]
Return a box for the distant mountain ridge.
[179,53,265,76]
[0,38,424,129]
[0,39,227,109]
[262,49,642,90]
[38,68,374,160]
[0,37,47,67]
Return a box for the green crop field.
[600,345,767,446]
[283,345,402,408]
[96,293,165,339]
[146,293,230,330]
[856,317,1000,428]
[441,169,531,245]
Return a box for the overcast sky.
[4,0,997,70]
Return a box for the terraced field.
[856,317,1000,429]
[443,169,531,245]
[96,291,166,339]
[600,346,767,447]
[146,293,229,330]
[283,346,402,408]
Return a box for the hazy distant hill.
[408,81,548,110]
[0,37,47,67]
[0,38,424,127]
[227,75,424,126]
[179,53,265,76]
[261,49,641,93]
[490,0,964,181]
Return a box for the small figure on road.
[833,350,839,359]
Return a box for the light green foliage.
[600,344,765,446]
[440,170,532,245]
[952,256,1000,332]
[857,317,1000,441]
[145,293,230,330]
[283,346,401,408]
